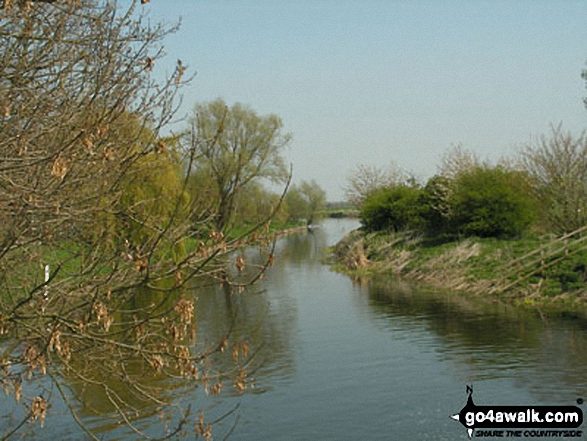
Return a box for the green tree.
[285,179,327,225]
[450,166,536,238]
[360,185,424,232]
[284,185,307,222]
[0,3,268,439]
[117,136,188,245]
[185,166,221,223]
[188,98,292,232]
[232,182,289,226]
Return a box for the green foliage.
[284,186,307,222]
[356,164,538,239]
[450,166,537,238]
[89,114,189,246]
[185,167,221,223]
[232,183,288,227]
[189,98,291,231]
[360,185,424,232]
[118,149,187,244]
[540,251,587,295]
[285,179,327,224]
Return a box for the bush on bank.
[347,163,587,310]
[450,166,537,238]
[359,166,538,240]
[360,185,423,232]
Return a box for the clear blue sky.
[148,0,587,201]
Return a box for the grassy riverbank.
[4,220,308,291]
[331,229,587,314]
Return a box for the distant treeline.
[345,126,587,240]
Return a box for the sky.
[148,0,587,201]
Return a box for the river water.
[3,218,586,439]
[190,218,587,440]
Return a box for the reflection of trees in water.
[51,284,235,438]
[192,247,299,392]
[181,228,327,396]
[0,219,358,439]
[274,219,359,268]
[365,277,587,402]
[278,231,327,266]
[6,281,260,440]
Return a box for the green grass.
[333,230,587,313]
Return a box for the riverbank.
[331,228,587,314]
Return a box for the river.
[3,218,586,439]
[190,218,587,440]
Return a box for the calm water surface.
[192,219,587,440]
[3,219,586,440]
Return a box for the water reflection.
[364,277,587,403]
[192,222,355,390]
[4,218,587,440]
[197,220,587,439]
[277,227,329,266]
[193,280,298,390]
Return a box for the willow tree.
[189,99,292,232]
[0,2,268,439]
[285,180,326,225]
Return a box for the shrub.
[360,185,424,232]
[450,166,537,238]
